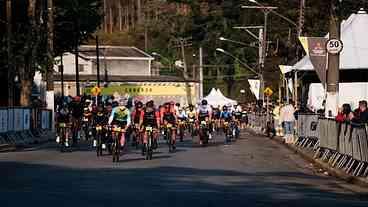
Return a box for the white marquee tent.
[203,88,237,106]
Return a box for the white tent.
[203,88,237,106]
[293,9,368,71]
[216,89,238,105]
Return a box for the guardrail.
[0,107,53,147]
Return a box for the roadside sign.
[326,39,343,54]
[91,86,101,96]
[264,87,273,97]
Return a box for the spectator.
[272,102,283,137]
[317,100,326,116]
[350,100,368,124]
[335,103,352,123]
[280,100,296,144]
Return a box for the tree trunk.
[20,78,33,107]
[137,0,142,25]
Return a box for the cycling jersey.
[162,111,176,124]
[197,105,212,121]
[94,112,107,126]
[233,111,242,120]
[220,111,232,122]
[213,108,221,119]
[69,101,84,118]
[187,109,196,118]
[57,108,70,123]
[131,109,143,124]
[109,107,131,126]
[141,107,160,127]
[177,111,187,120]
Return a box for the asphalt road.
[1,130,368,207]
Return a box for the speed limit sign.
[326,39,343,54]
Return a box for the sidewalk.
[247,127,368,187]
[0,130,54,152]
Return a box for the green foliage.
[54,0,103,56]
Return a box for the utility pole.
[199,47,203,99]
[180,38,192,105]
[325,0,341,117]
[75,22,80,96]
[6,0,13,106]
[60,55,64,97]
[96,36,100,87]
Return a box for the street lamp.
[219,37,259,49]
[215,48,259,76]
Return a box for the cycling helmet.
[73,96,81,102]
[175,103,180,107]
[146,100,154,108]
[223,106,227,111]
[201,99,208,105]
[112,101,119,108]
[136,101,143,108]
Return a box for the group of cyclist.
[55,95,248,159]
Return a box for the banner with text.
[299,37,328,85]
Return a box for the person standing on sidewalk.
[280,100,296,144]
[272,102,283,137]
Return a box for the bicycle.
[198,120,210,146]
[111,125,125,163]
[131,124,141,149]
[95,124,104,157]
[57,123,72,152]
[163,123,175,152]
[145,126,154,160]
[178,120,185,142]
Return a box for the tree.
[0,0,102,106]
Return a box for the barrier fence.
[248,112,368,178]
[0,107,53,147]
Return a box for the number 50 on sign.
[326,39,343,54]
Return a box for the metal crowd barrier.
[0,107,53,147]
[294,115,368,178]
[247,112,273,135]
[295,113,320,150]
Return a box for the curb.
[0,144,16,152]
[248,128,368,187]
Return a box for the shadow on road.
[1,161,368,207]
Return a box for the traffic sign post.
[326,38,343,55]
[264,87,273,97]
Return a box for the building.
[53,45,199,105]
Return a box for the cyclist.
[92,104,108,148]
[140,100,161,154]
[108,101,131,147]
[232,105,242,137]
[212,105,221,133]
[220,106,232,135]
[131,101,144,147]
[186,104,197,136]
[56,103,70,144]
[161,102,177,150]
[177,107,187,142]
[69,96,84,146]
[82,106,93,140]
[196,99,212,144]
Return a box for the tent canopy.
[294,9,368,71]
[203,88,237,106]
